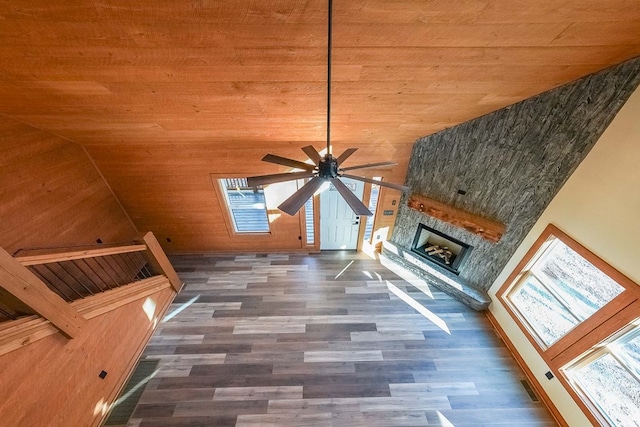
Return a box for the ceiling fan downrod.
[244,0,408,217]
[326,0,333,156]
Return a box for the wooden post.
[138,232,183,293]
[0,247,86,338]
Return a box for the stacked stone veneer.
[391,57,640,293]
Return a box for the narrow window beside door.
[363,177,381,242]
[304,195,314,245]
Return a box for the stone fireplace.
[410,223,472,275]
[381,58,640,310]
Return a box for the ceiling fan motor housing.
[319,155,339,179]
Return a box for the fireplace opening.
[410,224,472,275]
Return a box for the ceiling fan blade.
[335,148,358,166]
[301,145,322,165]
[278,176,325,216]
[262,154,316,171]
[340,161,397,171]
[341,173,409,192]
[330,178,373,216]
[247,171,315,187]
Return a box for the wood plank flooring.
[127,252,556,426]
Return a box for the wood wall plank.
[0,117,138,254]
[0,285,175,427]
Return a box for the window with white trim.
[218,178,269,233]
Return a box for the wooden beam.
[15,244,148,266]
[0,247,86,338]
[138,232,183,292]
[407,193,505,243]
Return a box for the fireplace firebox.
[410,224,472,275]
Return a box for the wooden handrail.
[15,244,148,266]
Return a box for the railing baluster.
[120,252,140,280]
[140,259,153,278]
[0,305,17,320]
[94,257,119,290]
[59,261,94,296]
[63,260,100,294]
[43,263,84,300]
[101,256,126,285]
[30,265,73,302]
[116,254,136,283]
[79,258,111,292]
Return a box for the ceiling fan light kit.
[246,0,408,216]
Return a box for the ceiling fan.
[246,0,409,216]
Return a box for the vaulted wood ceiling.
[1,1,639,252]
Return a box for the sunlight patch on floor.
[386,281,450,334]
[379,254,434,299]
[162,295,200,323]
[334,260,354,280]
[436,411,456,426]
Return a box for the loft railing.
[15,243,156,302]
[0,232,182,353]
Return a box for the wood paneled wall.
[0,286,175,427]
[0,116,137,254]
[85,142,410,253]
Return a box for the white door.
[320,178,364,250]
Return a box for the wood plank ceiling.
[1,1,639,252]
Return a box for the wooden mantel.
[407,194,505,243]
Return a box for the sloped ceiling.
[0,1,639,251]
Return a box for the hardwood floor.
[127,252,556,426]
